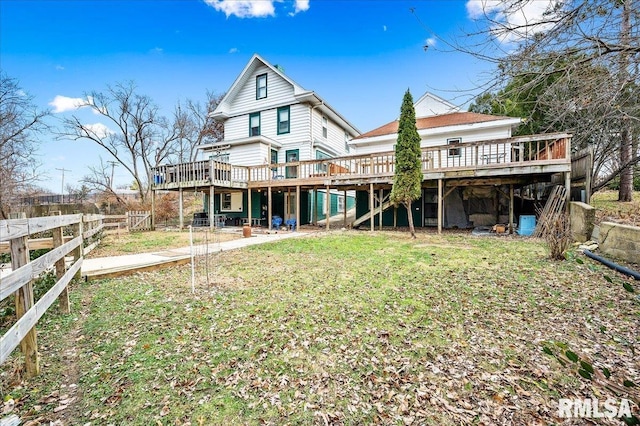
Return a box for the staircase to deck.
[352,200,394,228]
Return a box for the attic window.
[447,137,462,157]
[256,74,267,99]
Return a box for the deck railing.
[151,133,570,188]
[152,159,249,187]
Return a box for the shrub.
[545,213,572,260]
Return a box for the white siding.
[354,125,512,155]
[414,95,458,118]
[228,64,297,114]
[311,109,350,157]
[229,142,264,166]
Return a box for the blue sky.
[1,0,542,193]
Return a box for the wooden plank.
[10,235,39,377]
[0,236,74,254]
[82,223,104,240]
[51,212,69,314]
[0,214,82,242]
[0,259,81,365]
[0,236,81,305]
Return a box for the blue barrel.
[518,215,536,236]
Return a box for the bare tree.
[441,0,640,200]
[80,157,128,206]
[0,72,49,219]
[58,81,179,204]
[173,91,224,163]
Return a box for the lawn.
[1,232,638,425]
[86,229,242,258]
[591,190,640,226]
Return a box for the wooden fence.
[0,213,105,377]
[127,210,152,231]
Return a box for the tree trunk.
[618,0,633,202]
[405,201,416,239]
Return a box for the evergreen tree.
[391,89,422,238]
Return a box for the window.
[277,106,290,134]
[448,137,462,157]
[270,149,278,172]
[221,193,243,212]
[249,112,261,136]
[316,150,331,174]
[256,74,267,99]
[210,153,229,163]
[337,195,345,213]
[322,116,328,138]
[285,149,299,178]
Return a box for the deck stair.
[352,199,394,228]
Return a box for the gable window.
[249,112,261,136]
[277,106,290,134]
[447,137,461,157]
[256,74,267,99]
[322,116,328,138]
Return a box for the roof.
[211,53,360,137]
[354,112,520,140]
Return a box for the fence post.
[51,211,70,313]
[10,234,40,377]
[72,215,83,280]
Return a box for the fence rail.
[0,213,89,376]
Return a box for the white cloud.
[55,65,65,71]
[466,0,566,44]
[83,123,113,139]
[204,0,275,18]
[425,37,436,47]
[293,0,309,14]
[205,0,309,18]
[383,25,387,32]
[229,47,239,54]
[150,47,164,54]
[49,95,88,113]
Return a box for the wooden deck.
[152,133,571,191]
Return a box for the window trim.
[249,112,261,137]
[315,149,331,173]
[270,148,278,172]
[322,116,328,138]
[277,106,290,135]
[447,137,462,157]
[285,149,299,179]
[256,73,267,100]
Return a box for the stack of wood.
[533,185,567,238]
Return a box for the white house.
[202,54,360,168]
[350,92,522,167]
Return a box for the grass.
[2,232,639,425]
[86,229,241,258]
[591,190,640,226]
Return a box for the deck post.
[378,188,383,231]
[343,189,348,228]
[150,188,156,230]
[178,187,184,230]
[268,186,272,230]
[209,186,215,230]
[11,235,40,377]
[314,187,319,226]
[248,187,252,226]
[296,185,301,231]
[326,185,331,231]
[437,179,443,235]
[509,184,514,234]
[420,188,425,229]
[369,183,374,232]
[564,171,571,210]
